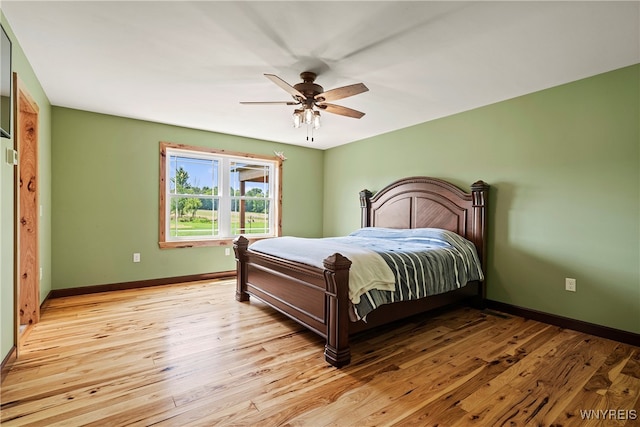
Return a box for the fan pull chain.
[306,123,315,142]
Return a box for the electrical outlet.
[133,253,141,263]
[225,248,231,256]
[565,278,576,292]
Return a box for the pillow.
[349,226,456,241]
[350,227,479,258]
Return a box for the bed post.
[323,253,352,368]
[470,180,489,302]
[359,189,373,227]
[233,236,250,302]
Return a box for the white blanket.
[249,236,396,304]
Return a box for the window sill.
[159,236,272,249]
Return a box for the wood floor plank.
[583,344,636,399]
[2,279,639,426]
[603,374,640,419]
[456,333,599,425]
[622,350,640,379]
[456,326,577,414]
[350,357,488,426]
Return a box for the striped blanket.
[346,228,484,321]
[249,227,484,322]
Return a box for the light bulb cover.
[304,108,314,124]
[292,109,303,128]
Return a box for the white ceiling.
[3,1,639,150]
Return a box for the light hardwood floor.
[1,279,639,426]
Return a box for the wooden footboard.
[234,236,353,367]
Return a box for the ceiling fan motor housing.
[294,72,324,103]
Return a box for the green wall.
[51,108,324,289]
[0,13,52,361]
[324,64,640,334]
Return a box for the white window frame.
[159,141,282,249]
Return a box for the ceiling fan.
[240,72,368,130]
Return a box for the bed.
[233,176,489,367]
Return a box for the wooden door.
[14,73,39,333]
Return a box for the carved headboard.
[359,177,489,269]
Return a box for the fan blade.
[240,101,300,105]
[264,74,306,99]
[315,83,369,102]
[318,103,366,119]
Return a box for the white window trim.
[159,141,282,249]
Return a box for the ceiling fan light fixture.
[292,109,303,128]
[304,107,314,125]
[313,110,321,130]
[243,71,368,137]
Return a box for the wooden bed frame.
[233,176,489,367]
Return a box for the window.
[159,142,281,248]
